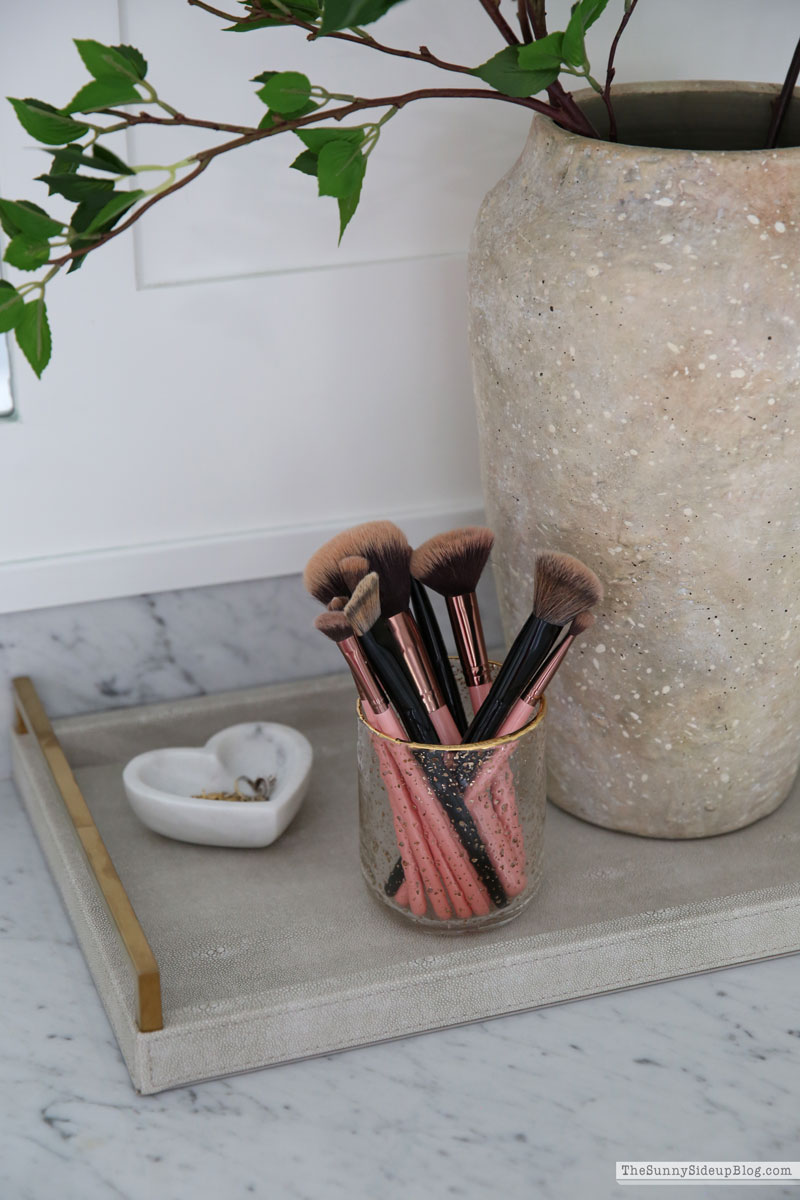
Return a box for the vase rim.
[540,80,800,156]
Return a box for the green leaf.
[0,199,63,239]
[91,144,135,174]
[65,78,141,114]
[15,296,51,377]
[226,17,284,31]
[8,97,88,145]
[296,125,365,153]
[70,193,113,232]
[37,173,114,202]
[4,235,50,271]
[472,45,560,98]
[0,281,24,333]
[516,31,565,72]
[74,39,144,82]
[50,145,135,176]
[257,71,311,114]
[562,0,609,68]
[320,0,406,34]
[290,149,319,176]
[113,45,148,79]
[317,139,365,198]
[84,189,143,233]
[337,189,361,242]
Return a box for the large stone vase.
[468,81,800,838]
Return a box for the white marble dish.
[122,722,313,847]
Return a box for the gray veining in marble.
[0,569,502,782]
[2,775,799,1200]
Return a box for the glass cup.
[356,669,546,932]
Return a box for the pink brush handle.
[395,881,410,907]
[374,741,427,916]
[463,758,526,897]
[364,701,489,916]
[499,696,539,737]
[366,701,459,920]
[424,827,474,919]
[393,743,492,915]
[490,764,527,884]
[468,680,493,717]
[429,704,462,746]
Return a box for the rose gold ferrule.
[339,635,389,714]
[386,612,445,713]
[446,592,491,689]
[521,634,574,703]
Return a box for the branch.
[188,1,491,84]
[526,0,547,39]
[517,0,533,44]
[48,83,587,270]
[477,0,520,46]
[766,33,800,148]
[602,0,640,141]
[186,0,240,17]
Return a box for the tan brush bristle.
[328,596,347,612]
[344,572,382,637]
[569,610,595,637]
[339,555,369,594]
[533,552,603,626]
[303,538,353,604]
[314,611,353,643]
[411,527,494,596]
[333,521,412,617]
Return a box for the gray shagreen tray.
[10,671,800,1094]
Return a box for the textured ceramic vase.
[469,82,800,838]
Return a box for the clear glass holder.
[356,667,546,933]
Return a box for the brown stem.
[517,0,533,43]
[187,0,597,140]
[526,0,547,38]
[49,84,587,270]
[50,159,211,267]
[477,0,519,45]
[186,0,240,18]
[766,33,800,148]
[602,0,640,141]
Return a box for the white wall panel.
[0,0,797,612]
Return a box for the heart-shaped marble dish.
[122,722,313,848]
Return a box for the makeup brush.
[347,572,507,908]
[341,523,463,745]
[313,611,406,739]
[408,573,468,737]
[344,574,439,745]
[316,610,478,917]
[411,527,495,717]
[315,611,459,918]
[463,552,603,743]
[328,596,347,612]
[501,610,596,736]
[461,611,597,886]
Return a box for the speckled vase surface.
[469,82,800,838]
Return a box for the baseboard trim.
[0,501,485,613]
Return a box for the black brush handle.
[410,577,468,736]
[360,629,437,743]
[463,616,562,743]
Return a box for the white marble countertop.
[2,774,799,1200]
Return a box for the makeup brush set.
[305,521,603,926]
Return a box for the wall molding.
[0,501,485,614]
